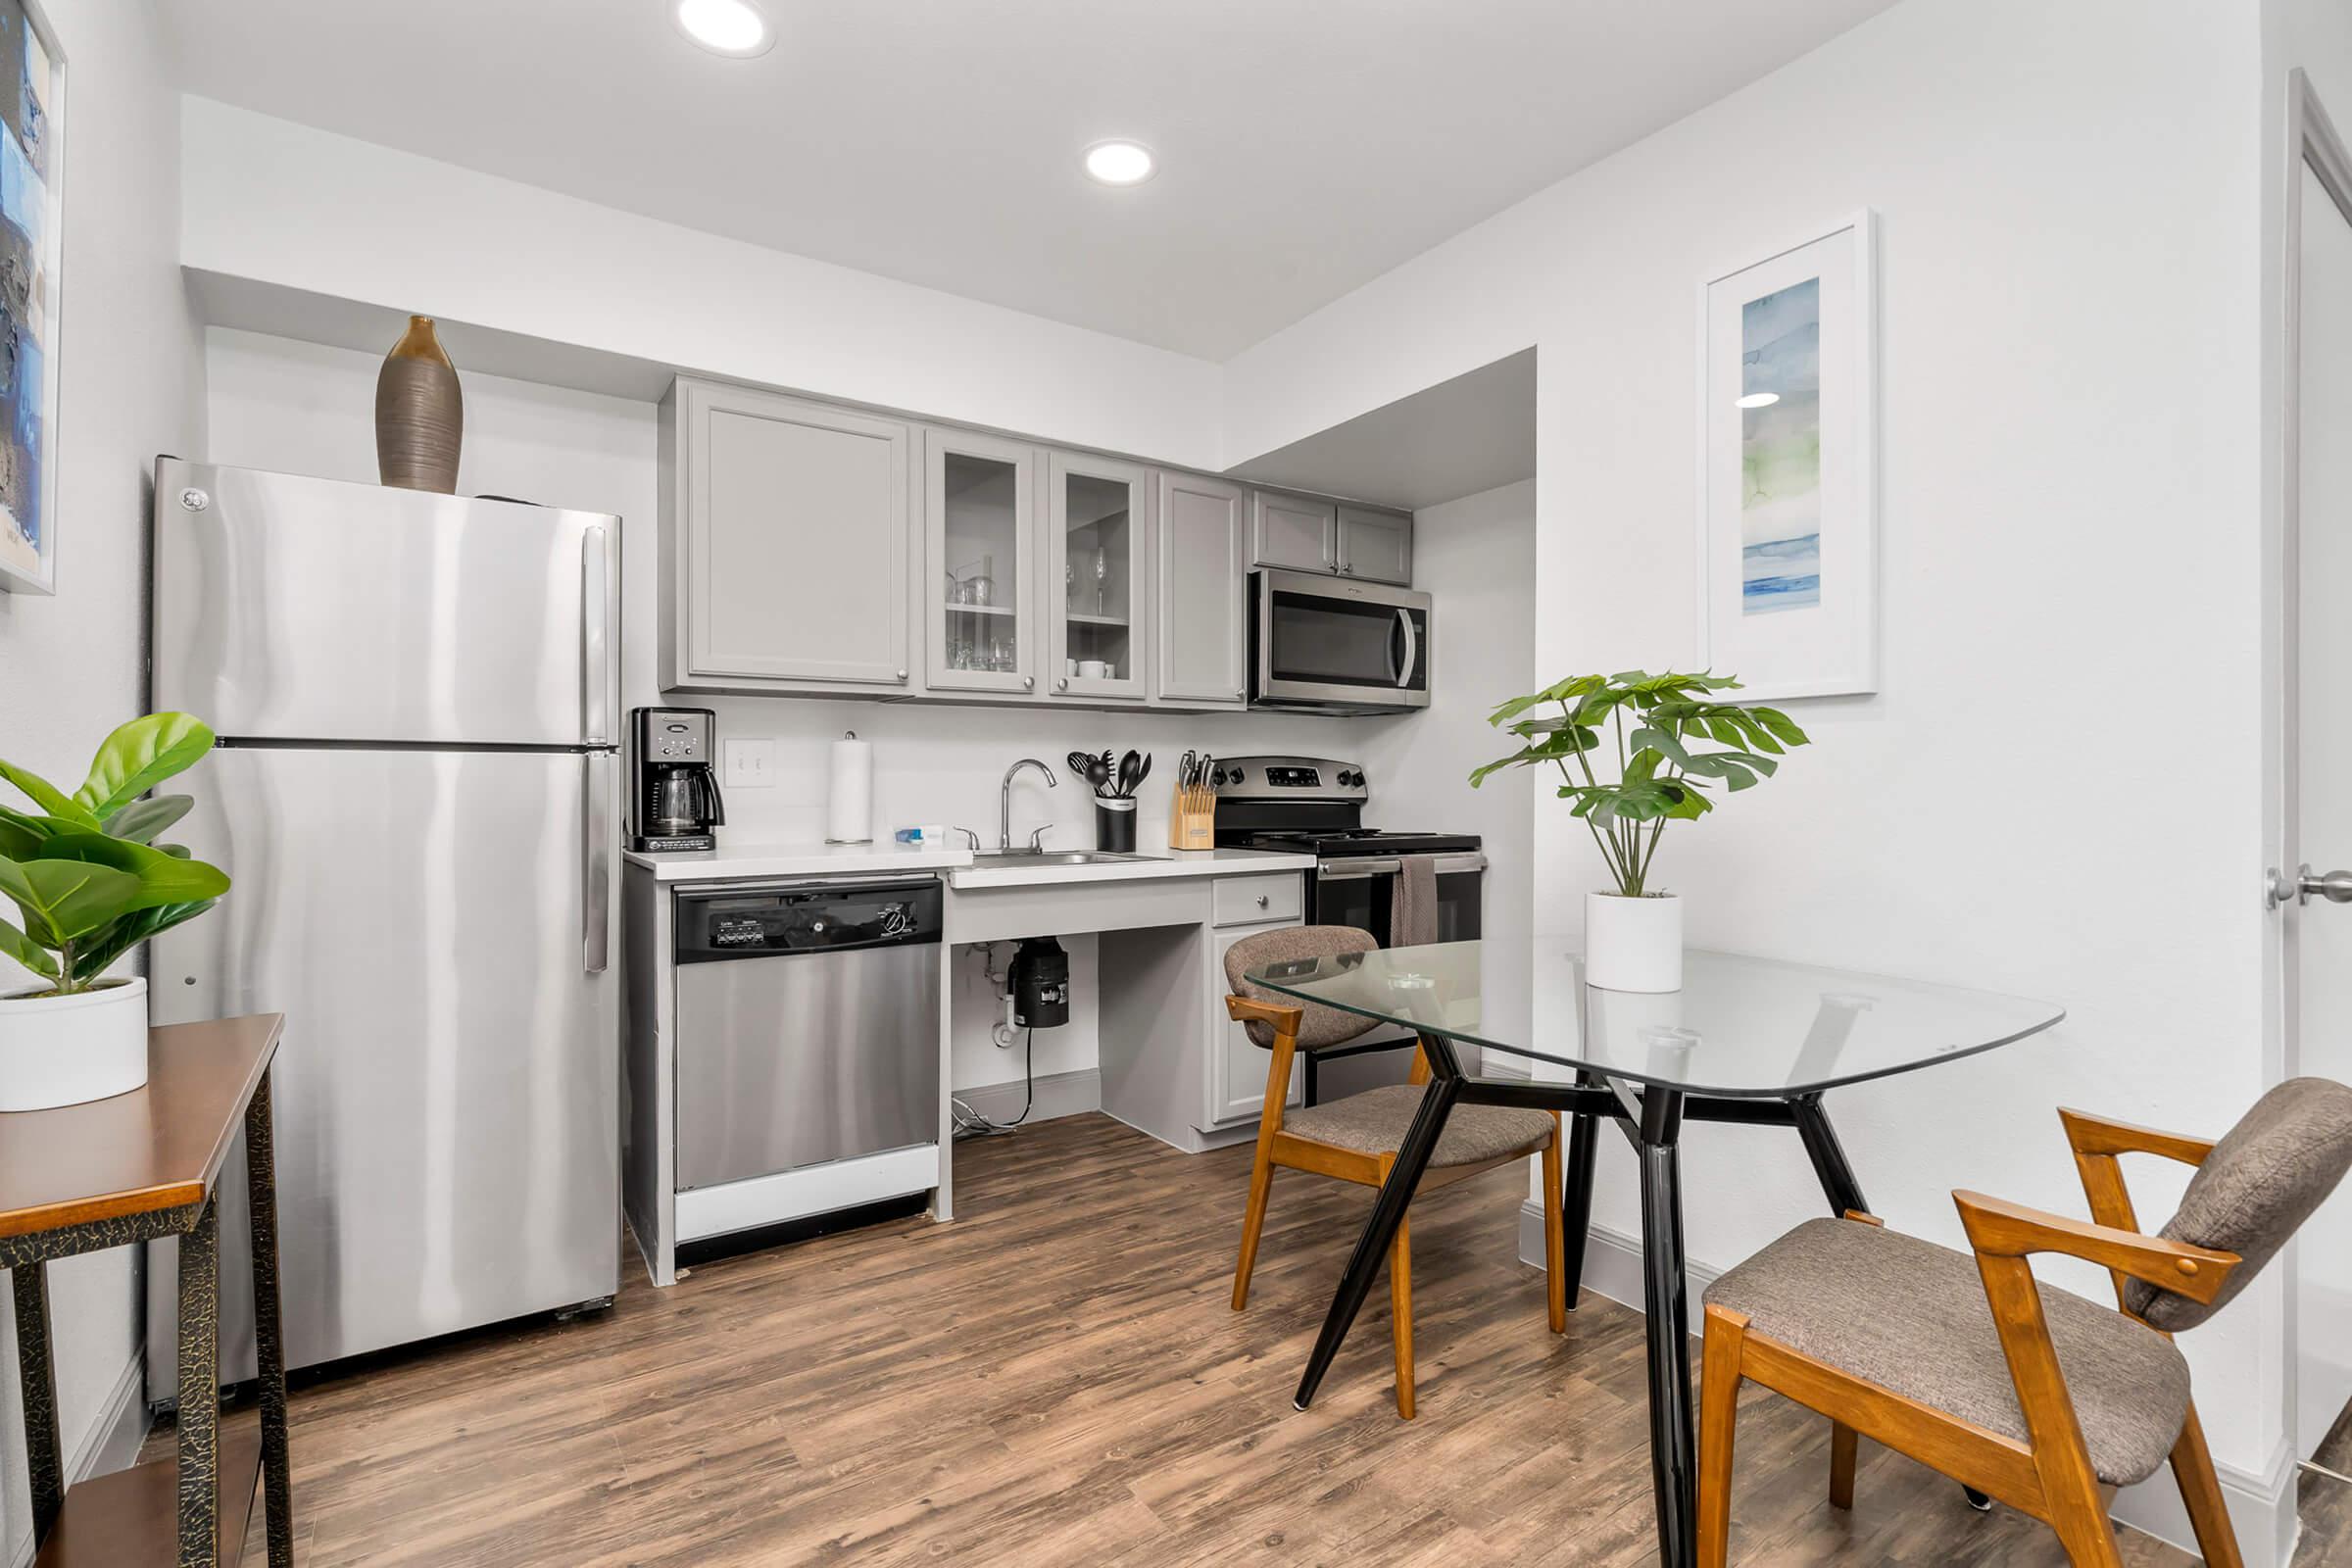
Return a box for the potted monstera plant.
[1472,671,1807,991]
[0,713,230,1109]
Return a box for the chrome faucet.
[1000,758,1058,851]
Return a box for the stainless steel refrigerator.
[145,458,621,1406]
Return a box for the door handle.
[583,753,612,974]
[2271,862,2352,907]
[580,525,611,745]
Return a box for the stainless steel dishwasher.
[673,875,943,1200]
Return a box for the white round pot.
[0,977,150,1112]
[1585,892,1684,993]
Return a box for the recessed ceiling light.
[1083,140,1156,187]
[674,0,774,57]
[1736,391,1781,409]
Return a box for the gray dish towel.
[1392,855,1441,947]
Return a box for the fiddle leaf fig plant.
[0,713,230,997]
[1470,671,1809,897]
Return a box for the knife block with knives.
[1169,750,1216,851]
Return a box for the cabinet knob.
[1023,675,1035,689]
[1056,677,1069,691]
[896,668,908,682]
[1235,688,1245,700]
[1255,894,1270,908]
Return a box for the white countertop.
[622,841,1313,888]
[946,846,1315,890]
[623,842,973,882]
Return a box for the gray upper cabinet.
[1250,491,1336,574]
[1047,452,1151,702]
[1154,471,1249,709]
[662,378,912,692]
[1336,505,1413,585]
[924,428,1043,696]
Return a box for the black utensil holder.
[1094,798,1138,853]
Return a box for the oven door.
[1304,852,1485,1101]
[1310,853,1486,947]
[1252,569,1431,710]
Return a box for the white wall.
[0,1,202,1556]
[1225,0,2283,1553]
[1366,480,1538,1052]
[202,330,1533,1100]
[179,98,1225,471]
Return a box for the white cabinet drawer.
[1214,872,1303,927]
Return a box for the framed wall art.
[1696,209,1875,699]
[0,0,61,595]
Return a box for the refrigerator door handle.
[584,751,612,974]
[580,525,611,746]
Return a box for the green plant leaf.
[37,834,230,906]
[68,900,215,983]
[0,855,147,945]
[0,913,57,978]
[1749,707,1811,747]
[74,713,216,820]
[0,760,98,827]
[102,794,193,845]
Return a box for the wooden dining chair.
[1694,1077,2352,1567]
[1223,925,1567,1420]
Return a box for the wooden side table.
[0,1013,293,1567]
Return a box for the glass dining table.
[1246,940,2066,1568]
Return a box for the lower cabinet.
[1202,914,1304,1130]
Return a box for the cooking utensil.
[1130,753,1151,792]
[1116,750,1141,799]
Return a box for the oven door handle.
[1316,853,1487,881]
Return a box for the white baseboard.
[956,1066,1101,1127]
[72,1351,150,1481]
[2113,1433,2298,1568]
[1517,1198,1720,1316]
[1518,1202,2303,1568]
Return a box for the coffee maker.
[628,707,725,853]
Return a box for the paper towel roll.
[826,731,874,844]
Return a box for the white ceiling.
[164,0,1892,362]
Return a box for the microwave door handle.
[1394,608,1419,689]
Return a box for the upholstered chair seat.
[1705,1217,2190,1485]
[1286,1086,1557,1167]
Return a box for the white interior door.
[2291,90,2352,1462]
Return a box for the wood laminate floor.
[153,1112,2303,1564]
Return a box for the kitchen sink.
[968,850,1164,865]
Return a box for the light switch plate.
[722,737,776,788]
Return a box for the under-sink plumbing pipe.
[975,942,1019,1049]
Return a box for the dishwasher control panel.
[675,877,943,963]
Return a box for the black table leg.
[12,1260,63,1544]
[1558,1069,1601,1307]
[1636,1088,1696,1568]
[1790,1093,1866,1218]
[246,1068,296,1565]
[1293,1031,1463,1411]
[176,1194,220,1568]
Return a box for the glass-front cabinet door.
[924,429,1040,695]
[1046,453,1151,702]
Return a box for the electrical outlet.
[722,737,776,788]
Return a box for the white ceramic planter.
[0,977,150,1111]
[1586,892,1684,992]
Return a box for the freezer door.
[153,459,619,747]
[148,746,619,1399]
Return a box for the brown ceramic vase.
[375,315,463,493]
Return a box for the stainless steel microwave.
[1249,568,1431,713]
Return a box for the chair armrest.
[1953,1190,2237,1306]
[1226,996,1303,1037]
[2059,1107,2216,1167]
